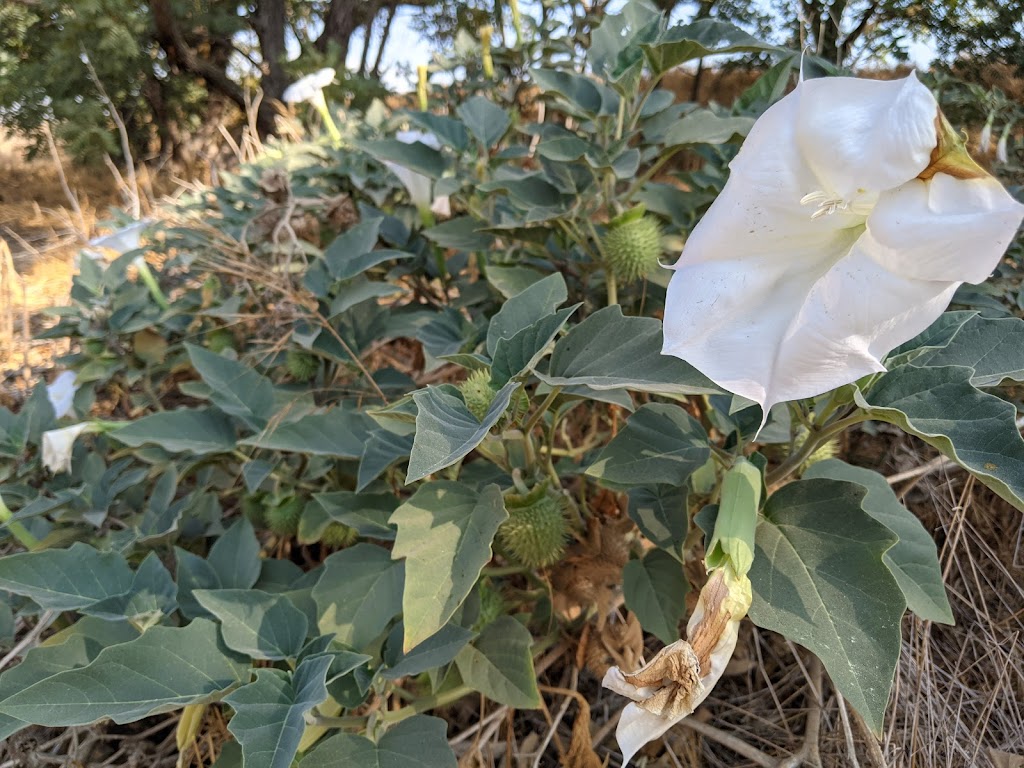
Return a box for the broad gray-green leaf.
[886,310,975,366]
[537,306,718,395]
[382,622,476,680]
[909,314,1024,386]
[302,715,457,768]
[457,96,512,149]
[113,408,236,454]
[391,483,507,651]
[486,272,567,356]
[176,547,222,619]
[314,491,399,540]
[804,460,952,624]
[856,365,1024,510]
[224,655,331,768]
[0,617,139,740]
[195,589,308,660]
[312,544,404,650]
[587,403,710,487]
[0,542,133,612]
[357,429,414,492]
[328,277,404,317]
[529,68,619,118]
[623,550,688,645]
[357,139,445,178]
[642,19,778,74]
[663,109,755,146]
[209,518,262,590]
[85,552,177,622]
[748,478,905,735]
[240,408,369,458]
[422,217,494,251]
[407,112,470,151]
[491,305,578,386]
[0,619,248,725]
[628,485,688,560]
[407,381,518,483]
[185,344,276,429]
[455,617,541,709]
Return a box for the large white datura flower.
[387,130,451,222]
[46,371,78,419]
[662,73,1024,417]
[42,423,90,474]
[282,67,341,143]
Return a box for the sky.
[340,1,939,91]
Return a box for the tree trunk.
[253,0,289,102]
[316,0,363,61]
[372,6,396,78]
[358,3,382,77]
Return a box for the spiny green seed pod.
[793,427,840,474]
[320,522,358,549]
[507,387,530,425]
[240,494,267,528]
[602,210,663,284]
[498,484,570,568]
[205,328,236,354]
[460,369,498,422]
[474,580,506,631]
[286,350,319,382]
[265,496,303,537]
[83,338,107,356]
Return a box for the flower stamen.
[800,190,850,219]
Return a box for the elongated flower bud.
[480,26,494,79]
[509,0,522,45]
[980,113,994,154]
[996,123,1013,164]
[417,64,429,112]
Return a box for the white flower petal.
[430,195,451,218]
[42,423,89,474]
[88,219,152,254]
[46,371,78,419]
[396,130,441,150]
[283,67,336,103]
[996,133,1009,164]
[386,162,434,211]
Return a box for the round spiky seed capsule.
[460,369,498,422]
[286,350,319,382]
[240,494,267,528]
[205,328,237,354]
[498,484,570,568]
[265,496,303,537]
[602,209,663,283]
[320,522,358,549]
[474,579,506,631]
[793,427,840,474]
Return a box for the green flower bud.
[498,484,569,568]
[602,209,663,284]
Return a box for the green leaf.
[586,403,710,487]
[176,547,222,619]
[529,68,619,118]
[0,620,248,726]
[856,365,1024,510]
[86,552,177,623]
[0,617,139,740]
[323,218,382,279]
[628,485,688,560]
[537,306,719,395]
[486,272,567,356]
[358,430,414,492]
[328,277,405,317]
[113,408,236,454]
[240,407,369,458]
[735,56,797,112]
[185,344,276,430]
[382,622,476,680]
[0,542,133,612]
[623,550,688,645]
[748,479,905,735]
[804,460,952,624]
[422,217,495,251]
[209,518,262,590]
[224,655,332,768]
[302,715,457,768]
[314,491,399,540]
[357,139,446,178]
[406,112,470,151]
[642,19,777,74]
[663,109,755,147]
[391,483,507,651]
[456,96,512,149]
[491,305,578,386]
[908,314,1024,386]
[195,589,308,660]
[312,544,405,650]
[455,616,541,709]
[407,381,518,483]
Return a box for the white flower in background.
[282,67,341,143]
[42,423,90,474]
[996,125,1011,164]
[979,114,994,153]
[88,219,152,254]
[387,130,451,222]
[46,371,78,419]
[662,74,1024,418]
[603,570,750,764]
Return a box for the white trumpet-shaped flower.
[41,423,90,474]
[387,130,451,222]
[283,67,341,143]
[662,74,1024,417]
[996,126,1011,164]
[46,371,78,419]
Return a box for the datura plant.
[0,3,1023,768]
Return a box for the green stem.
[379,684,474,724]
[623,146,684,201]
[303,714,366,729]
[765,412,869,486]
[0,494,40,550]
[523,387,562,437]
[132,257,169,311]
[312,91,342,143]
[606,271,618,306]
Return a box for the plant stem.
[379,684,474,724]
[0,495,40,551]
[765,413,869,486]
[523,387,562,437]
[133,257,169,310]
[606,271,618,306]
